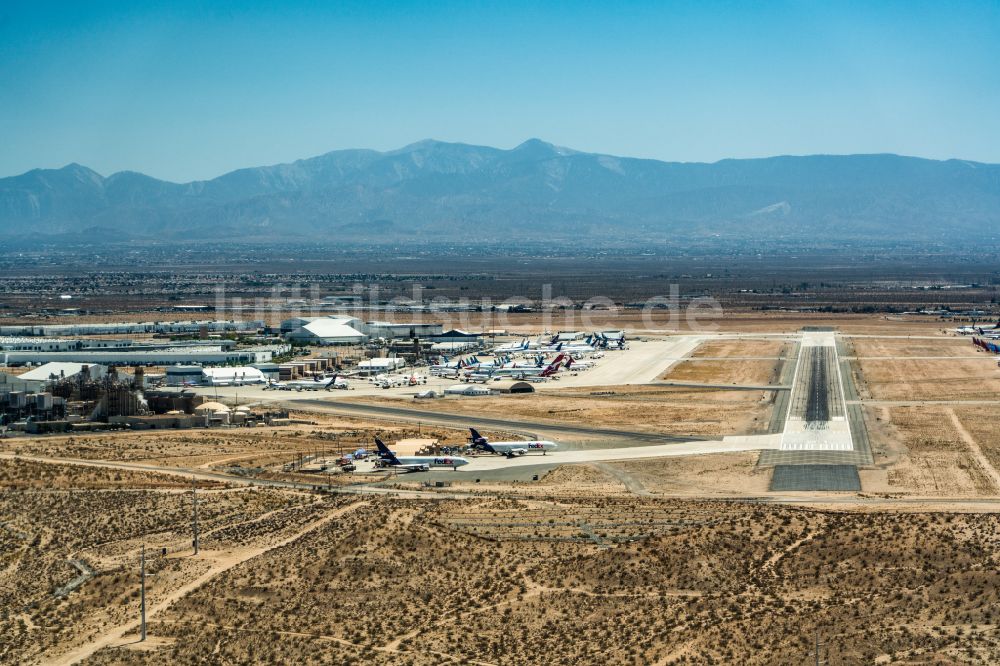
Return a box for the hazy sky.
[2,1,999,181]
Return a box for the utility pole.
[191,477,199,555]
[140,545,147,642]
[813,631,825,666]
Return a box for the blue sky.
[2,1,999,181]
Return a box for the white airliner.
[468,428,558,457]
[266,375,348,391]
[493,338,535,353]
[955,319,1000,335]
[374,437,469,471]
[465,354,567,382]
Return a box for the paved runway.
[779,332,853,452]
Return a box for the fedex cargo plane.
[468,428,558,457]
[375,437,469,471]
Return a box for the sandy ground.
[690,338,791,358]
[663,358,785,386]
[335,387,775,436]
[848,335,982,358]
[862,403,1000,497]
[608,451,770,496]
[855,357,1000,401]
[5,314,1000,664]
[49,500,365,665]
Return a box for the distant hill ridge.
[2,139,998,242]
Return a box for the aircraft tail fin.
[469,427,496,452]
[374,437,400,465]
[540,355,564,377]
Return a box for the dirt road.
[49,501,365,665]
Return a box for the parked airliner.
[374,437,469,471]
[468,428,558,457]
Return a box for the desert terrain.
[4,313,1000,664]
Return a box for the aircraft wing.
[394,463,430,473]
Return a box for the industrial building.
[276,358,335,380]
[280,315,362,333]
[489,380,535,394]
[1,346,284,367]
[0,371,42,393]
[19,362,107,384]
[283,317,367,345]
[432,329,483,344]
[280,316,451,344]
[0,337,134,352]
[430,341,479,353]
[201,367,267,385]
[364,321,443,339]
[1,358,280,434]
[356,358,407,374]
[0,319,264,337]
[165,366,267,386]
[165,366,205,386]
[251,362,280,382]
[0,337,243,353]
[444,384,491,396]
[1,362,108,400]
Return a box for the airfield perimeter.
[4,313,1000,664]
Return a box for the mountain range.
[2,139,999,244]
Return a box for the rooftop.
[18,362,104,381]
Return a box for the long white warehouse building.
[0,320,264,337]
[1,346,282,366]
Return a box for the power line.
[813,630,825,666]
[192,477,200,555]
[139,545,146,642]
